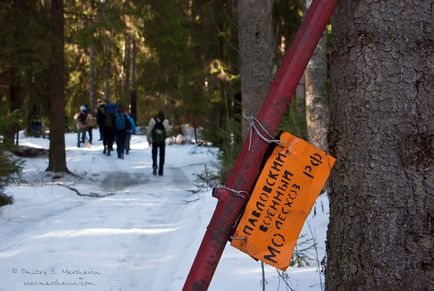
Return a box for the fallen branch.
[56,183,117,198]
[11,146,48,157]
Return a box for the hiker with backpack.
[85,106,97,141]
[74,105,92,147]
[101,105,115,155]
[113,105,132,159]
[146,111,170,176]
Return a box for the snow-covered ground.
[0,132,329,291]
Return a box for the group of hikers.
[74,99,169,176]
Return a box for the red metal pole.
[183,0,339,290]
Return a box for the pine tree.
[326,2,433,289]
[47,0,68,173]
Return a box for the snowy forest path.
[0,135,218,291]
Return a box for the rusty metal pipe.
[183,0,339,289]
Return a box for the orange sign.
[231,132,335,270]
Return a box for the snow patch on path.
[0,133,328,291]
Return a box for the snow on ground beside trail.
[0,132,328,291]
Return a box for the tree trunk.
[326,2,433,290]
[129,39,137,122]
[103,38,113,104]
[5,1,25,144]
[237,0,274,137]
[88,45,95,109]
[122,34,131,103]
[47,0,68,173]
[103,62,110,103]
[6,68,21,144]
[304,0,329,151]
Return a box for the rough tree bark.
[7,68,21,144]
[129,39,137,122]
[326,1,433,290]
[47,0,68,172]
[88,45,95,109]
[237,0,274,137]
[304,0,329,151]
[103,36,111,103]
[103,62,110,103]
[123,34,131,102]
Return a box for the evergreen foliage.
[279,98,308,140]
[0,104,22,206]
[0,0,305,180]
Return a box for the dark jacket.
[96,104,107,127]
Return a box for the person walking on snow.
[125,112,136,155]
[147,111,170,176]
[100,105,115,155]
[113,106,131,159]
[96,99,106,141]
[74,105,93,147]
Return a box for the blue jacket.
[126,114,136,134]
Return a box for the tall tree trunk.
[129,39,137,122]
[7,68,21,144]
[5,1,25,144]
[103,41,110,103]
[88,45,95,109]
[103,62,110,103]
[47,0,68,172]
[122,34,131,103]
[237,0,274,136]
[115,78,121,103]
[304,0,329,151]
[326,2,433,290]
[207,74,222,145]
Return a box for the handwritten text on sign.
[231,132,336,270]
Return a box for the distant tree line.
[0,0,304,175]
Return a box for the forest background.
[0,1,432,290]
[0,0,308,169]
[0,0,313,249]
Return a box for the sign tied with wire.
[231,132,335,270]
[243,114,283,150]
